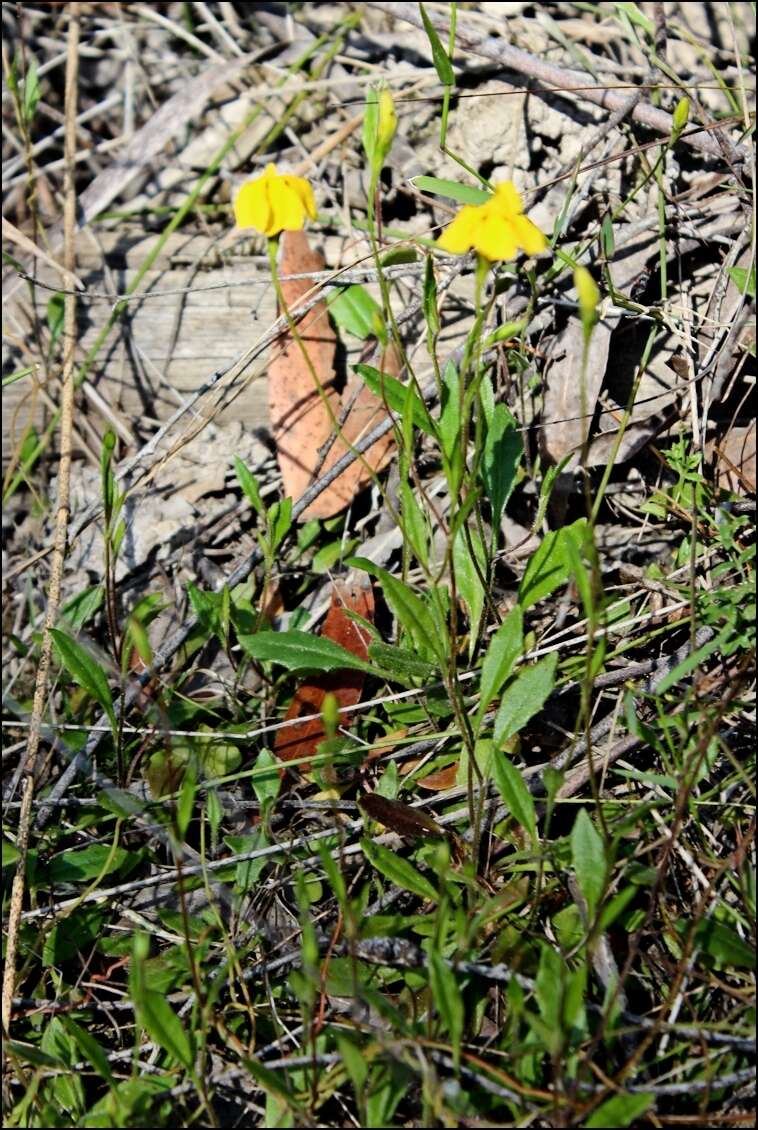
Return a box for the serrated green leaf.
[453,525,487,653]
[50,629,116,732]
[493,653,557,745]
[368,641,437,681]
[362,838,438,902]
[571,808,606,918]
[482,403,523,531]
[238,630,373,674]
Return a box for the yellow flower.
[234,163,317,237]
[437,181,546,262]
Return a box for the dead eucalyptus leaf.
[274,573,374,771]
[300,339,400,520]
[268,229,340,504]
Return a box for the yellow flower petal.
[493,181,523,216]
[510,214,547,256]
[269,183,306,232]
[471,213,518,261]
[234,178,272,233]
[282,174,318,221]
[437,206,479,253]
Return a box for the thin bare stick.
[2,6,80,1034]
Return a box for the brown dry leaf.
[268,229,340,504]
[274,573,374,771]
[359,794,445,839]
[414,763,459,792]
[300,339,400,520]
[710,421,756,495]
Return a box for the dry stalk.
[2,6,80,1034]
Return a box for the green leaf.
[482,403,523,531]
[61,586,102,636]
[46,293,65,347]
[348,557,444,663]
[419,3,455,84]
[368,641,437,682]
[571,808,607,918]
[327,285,386,342]
[238,630,373,674]
[362,838,439,902]
[22,56,41,125]
[2,839,20,869]
[493,653,557,745]
[50,629,116,732]
[427,947,463,1064]
[268,497,292,553]
[251,748,281,807]
[492,752,537,845]
[727,265,756,299]
[519,519,588,610]
[423,255,440,338]
[234,456,264,516]
[439,358,461,466]
[411,175,490,206]
[48,844,130,883]
[136,989,194,1071]
[60,1016,114,1084]
[535,943,562,1049]
[482,318,529,348]
[477,605,523,721]
[585,1093,654,1128]
[611,2,655,36]
[353,363,433,434]
[42,907,104,966]
[176,758,197,840]
[453,525,487,652]
[691,918,755,969]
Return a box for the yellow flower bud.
[671,97,690,144]
[377,88,397,155]
[574,266,600,339]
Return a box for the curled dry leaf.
[359,793,445,839]
[300,338,400,520]
[267,229,397,520]
[274,573,374,771]
[268,229,340,504]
